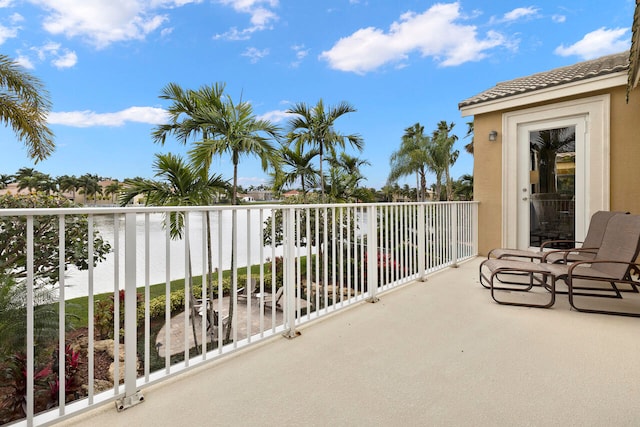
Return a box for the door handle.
[522,197,528,201]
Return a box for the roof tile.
[459,51,629,109]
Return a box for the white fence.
[0,201,478,426]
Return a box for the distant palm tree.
[104,181,122,204]
[431,121,459,201]
[0,54,55,162]
[120,153,229,350]
[272,143,319,201]
[0,174,13,189]
[77,173,101,205]
[327,152,371,201]
[287,99,363,200]
[57,174,79,201]
[388,123,432,201]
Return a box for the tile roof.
[459,51,630,109]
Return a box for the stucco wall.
[610,85,640,213]
[473,111,504,255]
[471,84,640,255]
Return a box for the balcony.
[3,202,640,425]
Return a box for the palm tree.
[0,174,13,189]
[453,174,473,200]
[189,95,280,342]
[326,152,371,202]
[189,95,281,205]
[104,181,122,204]
[272,143,319,201]
[153,82,232,344]
[464,121,474,155]
[286,99,363,200]
[388,123,432,202]
[77,173,101,205]
[0,54,55,162]
[431,121,459,201]
[57,174,79,201]
[120,153,229,350]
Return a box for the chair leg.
[490,270,556,309]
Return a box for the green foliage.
[0,193,112,287]
[0,274,60,358]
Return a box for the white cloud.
[291,44,309,67]
[0,24,18,44]
[320,3,509,74]
[552,15,566,23]
[214,0,278,40]
[242,46,269,63]
[26,0,199,48]
[0,0,14,7]
[555,27,630,59]
[258,109,290,123]
[503,7,539,22]
[51,50,77,68]
[48,106,169,127]
[15,55,34,69]
[29,41,77,69]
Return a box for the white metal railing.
[0,201,478,426]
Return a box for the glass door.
[528,126,576,248]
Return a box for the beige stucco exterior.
[468,83,640,255]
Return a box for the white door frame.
[502,95,610,249]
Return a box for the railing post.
[116,213,144,411]
[282,207,299,339]
[450,203,459,268]
[366,205,379,303]
[473,202,479,256]
[417,204,426,281]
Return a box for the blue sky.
[0,0,635,190]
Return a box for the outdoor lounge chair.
[487,210,622,262]
[479,213,640,316]
[479,211,624,289]
[258,286,284,310]
[237,278,257,302]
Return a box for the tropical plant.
[152,82,231,344]
[271,142,319,201]
[57,174,79,200]
[430,121,459,201]
[453,173,473,200]
[464,121,474,155]
[286,99,363,200]
[326,152,372,202]
[0,193,111,287]
[0,54,55,162]
[531,127,575,193]
[189,95,281,342]
[0,173,14,189]
[77,173,101,205]
[103,180,122,204]
[388,123,432,202]
[120,153,229,350]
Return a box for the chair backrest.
[593,213,640,278]
[582,211,626,248]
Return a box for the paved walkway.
[155,296,284,357]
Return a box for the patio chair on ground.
[258,286,284,311]
[479,213,640,316]
[237,278,257,302]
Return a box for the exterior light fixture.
[488,130,498,141]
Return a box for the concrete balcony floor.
[60,257,640,426]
